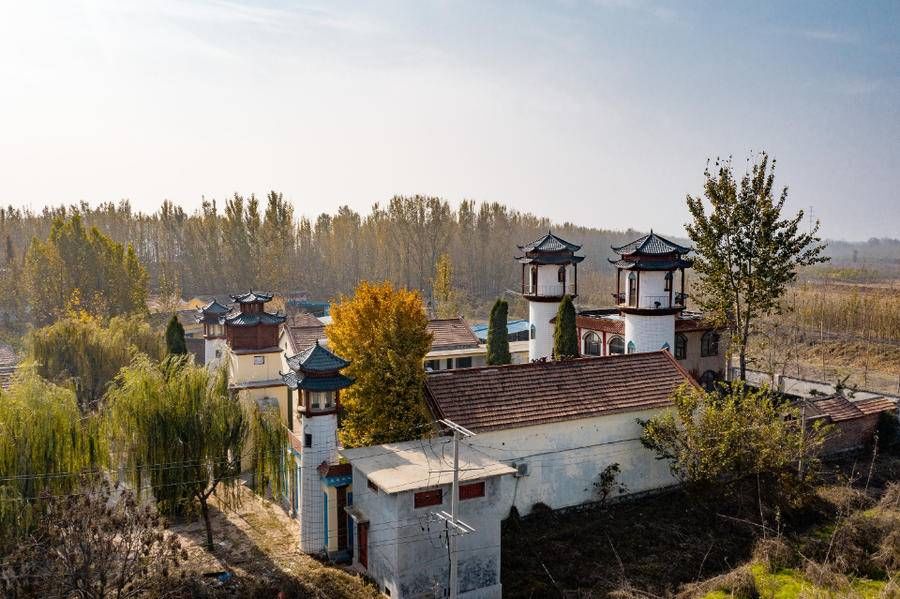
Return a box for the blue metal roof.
[471,319,529,342]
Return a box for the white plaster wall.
[352,467,506,599]
[528,264,574,297]
[528,300,558,361]
[626,270,672,309]
[624,313,675,354]
[299,413,339,553]
[204,337,227,369]
[474,409,677,516]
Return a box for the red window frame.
[414,489,442,508]
[459,481,485,500]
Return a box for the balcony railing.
[614,292,689,310]
[523,283,577,297]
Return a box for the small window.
[310,391,335,410]
[608,336,625,355]
[425,359,440,371]
[626,341,636,354]
[304,433,312,448]
[445,358,454,370]
[456,357,472,369]
[557,266,566,283]
[459,481,485,500]
[701,331,720,357]
[414,489,442,508]
[530,324,536,340]
[214,349,222,359]
[254,355,265,365]
[583,332,601,356]
[675,333,687,360]
[664,271,673,292]
[367,478,378,493]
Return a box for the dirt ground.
[169,486,379,598]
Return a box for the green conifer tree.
[553,295,578,359]
[165,314,187,356]
[486,298,511,365]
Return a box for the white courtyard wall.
[475,409,677,516]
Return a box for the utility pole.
[437,419,476,599]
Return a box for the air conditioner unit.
[512,462,529,477]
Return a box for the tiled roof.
[855,396,898,416]
[801,394,896,422]
[200,299,230,315]
[427,317,480,351]
[281,371,354,391]
[230,290,274,304]
[611,232,691,256]
[609,257,694,270]
[518,231,582,253]
[224,311,286,326]
[286,324,326,350]
[290,312,324,327]
[286,342,350,373]
[576,311,719,335]
[425,351,698,433]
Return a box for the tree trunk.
[199,497,214,549]
[739,347,747,382]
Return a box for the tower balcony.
[523,282,577,298]
[615,292,688,310]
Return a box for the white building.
[341,438,515,599]
[196,298,229,369]
[424,317,529,371]
[424,351,697,516]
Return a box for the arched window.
[675,333,687,360]
[583,332,601,356]
[699,370,719,391]
[530,266,538,293]
[664,271,673,292]
[627,272,637,307]
[701,331,720,357]
[626,340,636,354]
[558,266,566,283]
[608,336,625,355]
[530,324,536,340]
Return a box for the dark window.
[583,332,601,356]
[558,266,566,283]
[456,357,472,369]
[530,324,536,340]
[701,331,720,357]
[304,433,312,448]
[254,355,265,365]
[675,333,687,360]
[367,478,378,493]
[627,340,636,354]
[627,273,637,307]
[700,370,719,391]
[425,359,440,371]
[414,489,442,508]
[459,481,485,500]
[608,336,625,355]
[445,358,454,369]
[664,271,673,292]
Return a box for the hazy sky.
[1,1,897,241]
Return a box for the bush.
[753,537,797,572]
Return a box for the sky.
[0,1,897,241]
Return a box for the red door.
[358,522,369,569]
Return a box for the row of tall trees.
[0,195,647,321]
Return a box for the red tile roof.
[802,394,897,422]
[426,317,480,351]
[855,396,898,416]
[425,351,698,432]
[286,322,326,351]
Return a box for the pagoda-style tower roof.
[281,341,353,391]
[610,231,693,270]
[230,290,274,304]
[196,298,230,324]
[224,311,287,327]
[516,231,585,265]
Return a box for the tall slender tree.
[165,314,187,356]
[553,295,578,359]
[685,153,828,380]
[486,299,511,365]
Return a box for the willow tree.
[0,371,104,551]
[686,153,828,380]
[553,295,578,359]
[29,313,163,411]
[486,298,511,365]
[328,281,433,447]
[105,357,286,548]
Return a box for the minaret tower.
[196,298,229,368]
[516,232,585,361]
[609,231,693,354]
[281,343,353,553]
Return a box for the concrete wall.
[528,300,558,361]
[351,468,507,599]
[475,409,677,516]
[624,313,675,354]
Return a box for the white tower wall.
[624,312,675,354]
[298,411,339,553]
[528,301,558,361]
[625,270,672,309]
[203,337,227,369]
